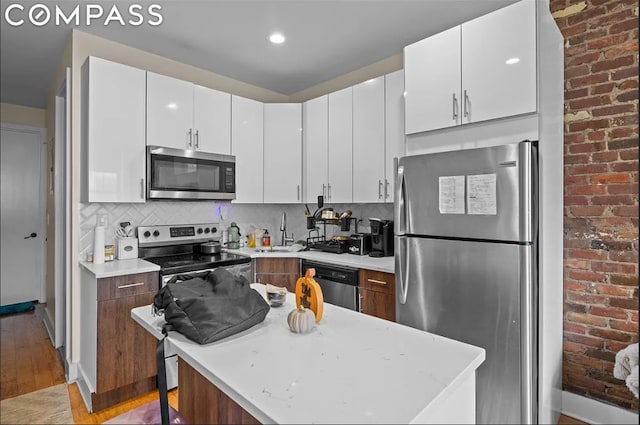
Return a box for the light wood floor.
[1,304,586,424]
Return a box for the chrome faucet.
[280,212,294,246]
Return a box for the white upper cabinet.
[146,72,194,149]
[404,0,536,134]
[461,0,536,123]
[353,77,385,203]
[193,85,232,154]
[327,87,353,204]
[384,70,405,203]
[263,104,302,204]
[303,95,329,204]
[405,26,461,134]
[147,73,231,153]
[232,95,264,203]
[82,56,146,203]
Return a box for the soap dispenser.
[262,229,271,247]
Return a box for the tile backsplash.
[79,201,393,258]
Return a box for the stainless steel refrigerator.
[394,141,537,424]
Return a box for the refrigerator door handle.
[394,162,407,235]
[395,236,409,304]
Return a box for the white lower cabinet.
[81,56,146,203]
[263,104,302,203]
[232,95,264,203]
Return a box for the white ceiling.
[1,0,516,109]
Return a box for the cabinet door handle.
[297,185,300,201]
[328,184,332,200]
[378,180,383,199]
[187,129,193,148]
[322,184,326,198]
[452,93,458,121]
[384,179,390,200]
[367,278,388,285]
[194,130,199,149]
[140,178,144,199]
[358,294,364,312]
[463,90,469,119]
[117,282,145,289]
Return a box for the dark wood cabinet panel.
[254,258,300,292]
[96,292,157,394]
[97,272,158,301]
[179,359,260,424]
[359,269,396,322]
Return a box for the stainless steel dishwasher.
[301,260,359,311]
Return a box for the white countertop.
[132,284,484,424]
[228,247,395,273]
[79,258,160,278]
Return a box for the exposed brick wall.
[550,0,639,411]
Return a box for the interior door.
[1,126,44,306]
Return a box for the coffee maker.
[368,218,394,257]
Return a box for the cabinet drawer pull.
[452,93,458,121]
[117,282,146,289]
[463,90,469,119]
[367,278,388,285]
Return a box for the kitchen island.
[131,284,485,424]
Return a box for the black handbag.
[153,268,270,424]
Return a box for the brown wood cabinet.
[254,257,300,292]
[80,269,159,412]
[359,269,396,322]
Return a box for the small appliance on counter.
[348,233,371,256]
[369,218,394,257]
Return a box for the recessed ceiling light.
[269,32,285,44]
[505,57,520,65]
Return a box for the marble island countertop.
[132,284,485,424]
[228,247,395,273]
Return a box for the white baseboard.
[75,365,93,413]
[562,391,639,424]
[42,312,55,345]
[65,360,78,382]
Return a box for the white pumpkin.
[287,307,315,334]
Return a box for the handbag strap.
[157,330,170,425]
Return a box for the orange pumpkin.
[295,268,324,322]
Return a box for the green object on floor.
[0,301,35,316]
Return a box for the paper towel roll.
[93,226,105,264]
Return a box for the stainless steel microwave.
[146,146,236,200]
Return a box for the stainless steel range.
[137,222,252,286]
[137,222,252,390]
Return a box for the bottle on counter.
[247,232,256,248]
[262,229,271,247]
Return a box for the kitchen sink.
[254,244,304,253]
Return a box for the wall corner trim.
[561,391,639,425]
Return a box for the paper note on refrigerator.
[467,174,497,215]
[438,176,465,214]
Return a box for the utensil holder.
[306,217,315,229]
[117,237,138,260]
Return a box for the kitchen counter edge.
[79,258,160,278]
[227,247,395,273]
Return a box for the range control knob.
[204,228,210,234]
[211,227,217,234]
[143,231,151,238]
[153,230,160,237]
[197,228,203,234]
